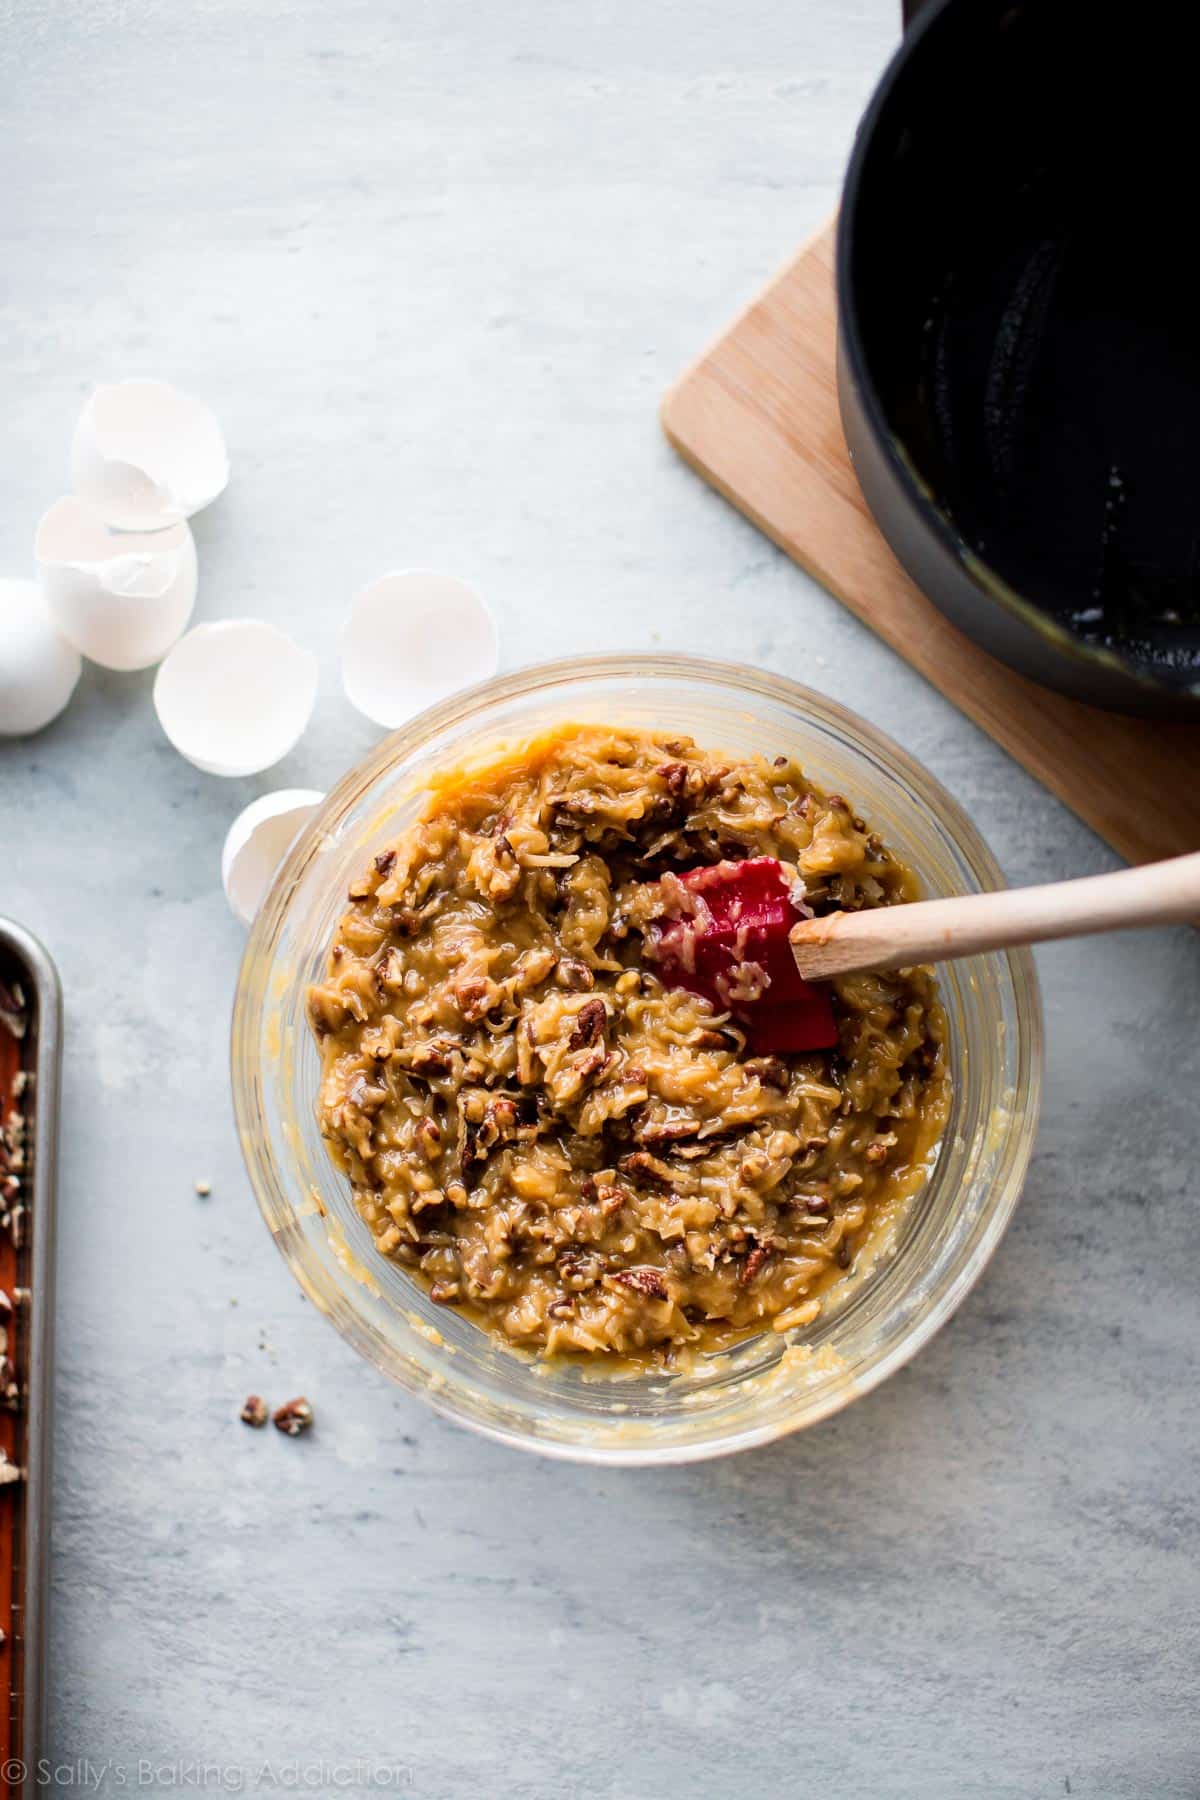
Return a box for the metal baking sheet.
[0,920,60,1798]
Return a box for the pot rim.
[835,0,1196,706]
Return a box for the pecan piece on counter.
[240,1394,269,1428]
[612,1267,670,1301]
[272,1396,314,1437]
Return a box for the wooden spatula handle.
[790,850,1200,981]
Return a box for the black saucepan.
[837,0,1200,718]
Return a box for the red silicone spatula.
[647,857,837,1054]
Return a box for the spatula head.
[645,857,837,1054]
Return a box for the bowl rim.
[232,651,1043,1463]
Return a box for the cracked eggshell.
[153,620,318,777]
[341,569,498,728]
[221,788,325,926]
[70,379,229,530]
[0,577,82,736]
[35,495,197,671]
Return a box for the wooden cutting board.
[661,219,1200,866]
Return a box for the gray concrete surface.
[2,1,1198,1794]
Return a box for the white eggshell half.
[70,379,230,530]
[221,788,325,926]
[0,577,83,737]
[35,495,198,671]
[341,569,499,728]
[153,620,318,777]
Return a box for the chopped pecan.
[559,1249,605,1291]
[306,988,347,1041]
[416,1116,442,1159]
[405,1039,459,1079]
[657,760,688,796]
[240,1394,269,1428]
[745,1056,789,1092]
[375,946,404,993]
[673,1137,728,1161]
[459,1091,519,1173]
[633,1117,700,1150]
[348,1073,388,1114]
[454,975,498,1023]
[554,958,594,991]
[612,1267,669,1301]
[582,1176,629,1218]
[739,1244,775,1286]
[573,1045,611,1087]
[459,1119,484,1175]
[429,1280,460,1304]
[272,1396,314,1437]
[478,1095,519,1149]
[374,848,397,877]
[549,791,602,819]
[618,1150,676,1187]
[568,998,607,1050]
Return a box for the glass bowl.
[231,655,1042,1464]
